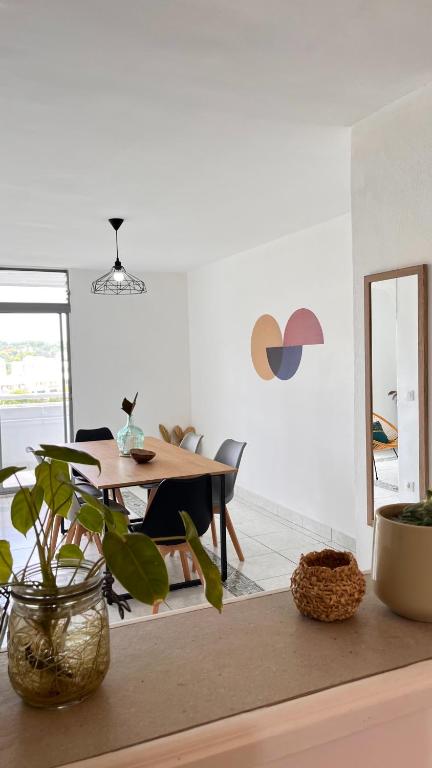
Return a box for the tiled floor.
[0,489,355,625]
[374,452,399,509]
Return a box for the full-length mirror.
[365,265,428,524]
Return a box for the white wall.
[69,270,191,440]
[371,279,397,424]
[188,214,355,537]
[352,82,432,567]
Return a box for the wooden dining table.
[63,436,236,609]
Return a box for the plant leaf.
[35,445,101,472]
[73,487,115,527]
[77,503,104,533]
[56,544,84,561]
[31,483,44,515]
[106,510,128,536]
[11,488,38,535]
[35,460,73,518]
[0,540,12,582]
[103,531,169,605]
[180,511,223,612]
[71,484,129,534]
[0,466,25,484]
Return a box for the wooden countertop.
[2,583,432,768]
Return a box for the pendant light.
[91,218,147,295]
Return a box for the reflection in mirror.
[365,265,428,524]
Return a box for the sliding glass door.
[0,270,73,492]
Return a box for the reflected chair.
[372,412,398,481]
[179,432,203,453]
[210,439,247,562]
[129,474,213,614]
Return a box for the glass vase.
[116,414,144,456]
[7,561,109,708]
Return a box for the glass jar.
[8,561,109,708]
[116,414,144,456]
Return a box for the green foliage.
[0,466,25,484]
[398,491,432,526]
[35,460,73,518]
[0,451,223,615]
[57,544,84,561]
[77,504,104,534]
[180,511,223,612]
[35,445,101,472]
[11,489,39,535]
[0,339,60,363]
[0,541,12,582]
[103,531,169,605]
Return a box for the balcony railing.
[0,396,65,469]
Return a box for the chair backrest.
[75,427,114,442]
[140,475,213,543]
[372,413,398,442]
[213,439,247,503]
[179,432,203,454]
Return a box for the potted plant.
[0,444,222,708]
[372,492,432,621]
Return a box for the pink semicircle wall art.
[251,308,324,381]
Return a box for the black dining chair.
[210,439,247,561]
[74,426,126,504]
[75,426,114,443]
[130,474,213,614]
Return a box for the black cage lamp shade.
[91,218,147,295]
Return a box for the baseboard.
[235,485,356,553]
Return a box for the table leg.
[220,474,228,581]
[102,488,132,619]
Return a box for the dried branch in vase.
[121,392,138,416]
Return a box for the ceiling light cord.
[114,230,121,269]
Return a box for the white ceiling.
[1,0,432,272]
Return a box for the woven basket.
[291,549,366,622]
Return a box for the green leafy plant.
[397,490,432,526]
[0,444,223,611]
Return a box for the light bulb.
[113,268,125,282]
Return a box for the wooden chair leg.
[189,547,204,582]
[115,488,125,506]
[94,534,104,556]
[50,515,62,555]
[180,551,191,582]
[211,517,218,547]
[65,521,77,545]
[44,512,53,548]
[226,508,244,561]
[73,523,85,548]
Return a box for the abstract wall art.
[251,308,324,381]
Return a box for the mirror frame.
[364,264,428,525]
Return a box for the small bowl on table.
[130,449,156,464]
